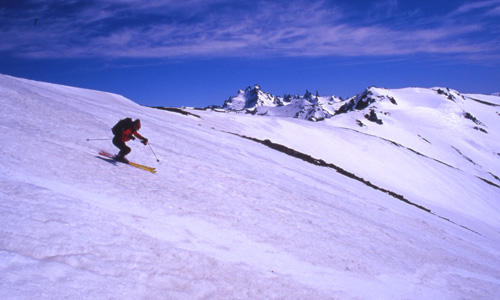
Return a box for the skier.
[111,118,148,163]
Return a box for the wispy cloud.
[1,0,499,62]
[453,0,500,14]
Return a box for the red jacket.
[121,128,144,142]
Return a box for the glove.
[129,135,136,141]
[141,138,148,145]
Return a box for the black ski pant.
[112,136,131,157]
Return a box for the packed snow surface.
[1,74,500,299]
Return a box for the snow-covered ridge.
[218,85,500,123]
[2,73,500,299]
[220,84,343,121]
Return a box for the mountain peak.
[221,85,339,121]
[222,84,278,110]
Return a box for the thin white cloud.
[487,4,500,15]
[1,0,499,62]
[453,0,500,14]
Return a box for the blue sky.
[1,0,499,107]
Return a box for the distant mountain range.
[217,84,500,123]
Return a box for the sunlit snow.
[1,74,499,299]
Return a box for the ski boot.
[114,153,129,164]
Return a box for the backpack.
[112,118,133,136]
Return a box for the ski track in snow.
[1,74,500,299]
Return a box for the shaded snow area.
[1,74,500,299]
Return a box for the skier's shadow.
[96,156,118,165]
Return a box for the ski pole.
[148,143,160,162]
[87,138,112,141]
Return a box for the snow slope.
[1,74,500,299]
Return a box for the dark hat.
[133,119,141,129]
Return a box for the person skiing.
[111,118,148,163]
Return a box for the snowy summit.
[222,84,344,121]
[1,74,500,299]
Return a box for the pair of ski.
[98,151,156,173]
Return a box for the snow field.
[1,74,500,299]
